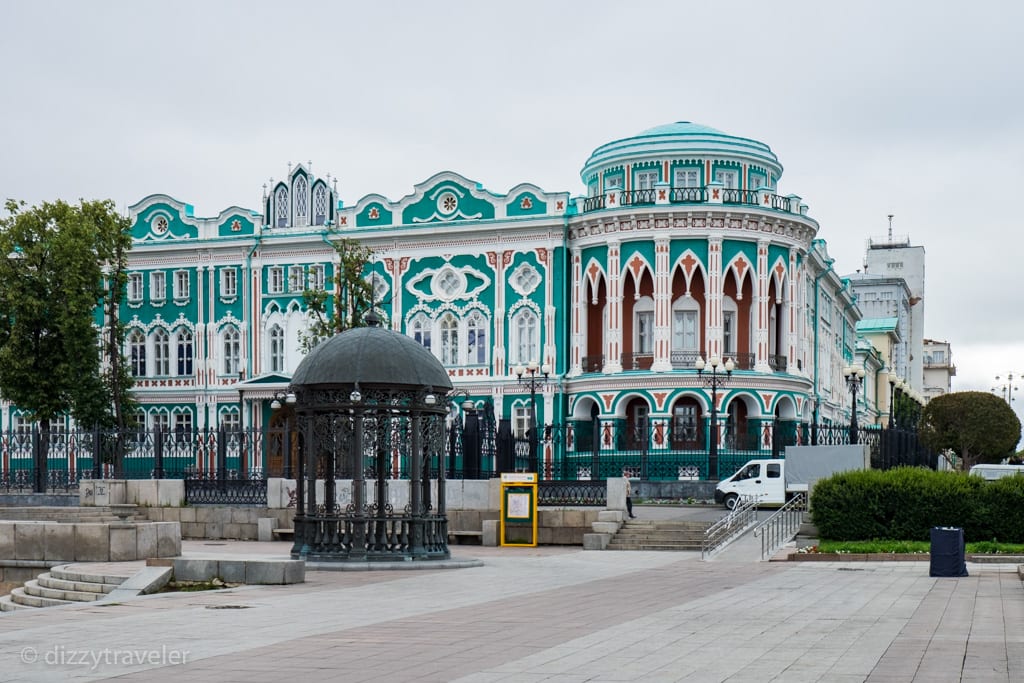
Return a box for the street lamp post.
[993,372,1020,406]
[843,365,865,443]
[513,361,550,474]
[696,355,734,480]
[271,390,297,478]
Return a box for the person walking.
[624,475,637,518]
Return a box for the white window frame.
[269,325,285,373]
[714,169,738,189]
[674,168,700,188]
[150,271,166,302]
[128,329,146,376]
[723,297,738,354]
[466,311,487,365]
[221,267,237,298]
[173,270,190,301]
[176,329,193,376]
[308,264,325,291]
[411,314,432,351]
[635,170,659,190]
[634,296,655,354]
[153,328,170,376]
[513,405,531,439]
[313,183,328,226]
[127,273,143,302]
[439,313,459,365]
[604,175,623,190]
[288,265,304,293]
[269,267,284,294]
[223,326,241,375]
[510,309,539,366]
[672,297,700,352]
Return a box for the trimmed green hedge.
[810,468,1024,543]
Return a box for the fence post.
[32,425,45,494]
[496,419,513,473]
[590,418,601,480]
[153,425,164,480]
[93,424,102,479]
[217,426,227,488]
[771,418,781,459]
[462,409,481,480]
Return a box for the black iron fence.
[0,417,936,502]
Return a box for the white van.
[968,464,1024,480]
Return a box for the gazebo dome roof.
[290,321,453,392]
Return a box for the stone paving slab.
[0,538,1020,682]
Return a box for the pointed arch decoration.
[724,254,753,301]
[672,250,707,296]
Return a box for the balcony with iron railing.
[579,351,789,374]
[581,186,798,214]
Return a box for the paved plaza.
[0,529,1021,682]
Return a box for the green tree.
[0,199,134,436]
[918,391,1022,470]
[299,236,377,352]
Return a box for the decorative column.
[755,239,771,372]
[705,237,723,359]
[788,248,799,373]
[488,250,512,375]
[651,237,673,371]
[568,248,584,377]
[604,239,623,373]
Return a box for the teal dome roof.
[580,121,783,183]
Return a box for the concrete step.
[50,565,128,587]
[9,586,74,609]
[607,519,711,551]
[607,542,703,551]
[23,579,103,603]
[0,595,31,612]
[37,573,118,595]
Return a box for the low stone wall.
[0,521,180,563]
[141,506,293,541]
[80,480,185,507]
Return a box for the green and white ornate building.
[3,121,887,478]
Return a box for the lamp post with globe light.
[843,365,865,443]
[696,356,734,479]
[513,361,550,474]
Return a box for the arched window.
[313,183,328,225]
[128,329,146,376]
[510,309,539,365]
[269,325,285,373]
[223,325,240,375]
[293,175,308,226]
[275,186,289,228]
[176,329,193,376]
[439,313,459,365]
[153,328,170,376]
[466,310,487,365]
[410,314,431,351]
[672,296,700,353]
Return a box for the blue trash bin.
[929,526,968,577]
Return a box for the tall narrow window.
[288,266,304,292]
[129,329,146,376]
[293,176,308,226]
[176,329,193,376]
[511,309,539,365]
[513,405,531,439]
[439,313,459,365]
[466,311,487,365]
[410,314,432,351]
[269,325,285,373]
[173,412,193,443]
[221,268,237,297]
[672,298,700,352]
[153,328,170,376]
[151,272,166,301]
[313,184,328,225]
[308,264,325,290]
[634,297,655,354]
[173,270,190,300]
[269,267,284,294]
[275,186,289,227]
[723,312,736,354]
[223,326,240,375]
[128,273,143,302]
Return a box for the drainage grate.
[205,605,252,610]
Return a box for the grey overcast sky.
[3,1,1023,424]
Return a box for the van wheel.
[723,494,739,510]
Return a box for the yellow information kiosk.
[499,472,538,547]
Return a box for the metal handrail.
[753,493,807,560]
[701,494,758,560]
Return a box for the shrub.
[811,467,1020,543]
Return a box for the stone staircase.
[0,564,128,612]
[606,519,712,551]
[0,506,146,523]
